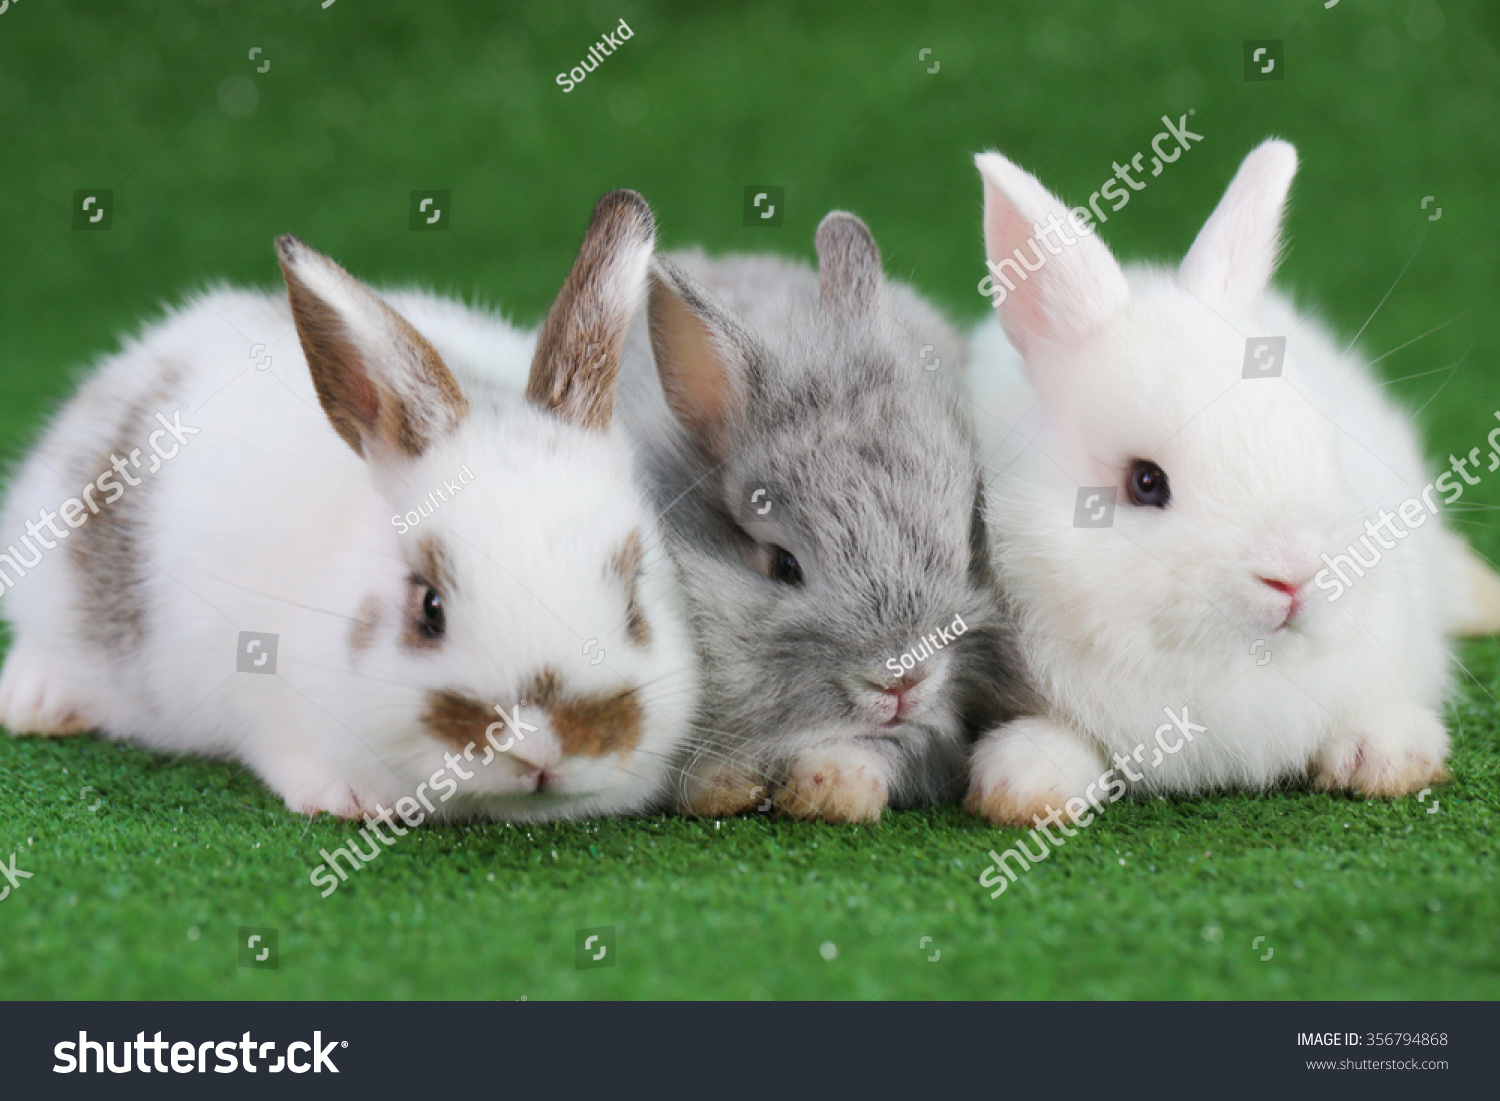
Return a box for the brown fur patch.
[412,534,454,593]
[347,594,383,652]
[420,689,492,752]
[611,529,651,648]
[526,668,563,707]
[420,674,639,760]
[399,540,451,652]
[396,543,447,654]
[401,588,442,651]
[67,360,184,652]
[526,191,654,431]
[276,235,468,458]
[550,687,643,758]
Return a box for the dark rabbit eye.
[769,546,804,586]
[421,587,446,638]
[1127,459,1170,508]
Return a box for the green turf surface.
[1,0,1498,999]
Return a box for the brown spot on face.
[551,687,643,758]
[347,594,383,652]
[611,529,651,648]
[413,534,454,594]
[420,675,640,761]
[401,580,444,651]
[276,235,468,459]
[526,668,563,707]
[400,540,450,652]
[420,689,492,752]
[526,191,655,431]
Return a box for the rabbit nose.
[506,738,555,771]
[1258,575,1309,599]
[869,669,927,720]
[1258,574,1311,622]
[885,686,915,718]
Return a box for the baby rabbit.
[0,190,698,823]
[964,139,1495,826]
[620,212,1032,823]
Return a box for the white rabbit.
[963,140,1497,826]
[0,190,698,823]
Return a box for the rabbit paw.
[966,717,1106,827]
[277,776,371,820]
[0,642,96,736]
[677,759,767,817]
[1314,709,1450,797]
[775,744,888,823]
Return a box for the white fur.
[966,140,1455,818]
[0,271,698,823]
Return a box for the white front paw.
[0,643,95,736]
[966,716,1108,827]
[282,777,370,820]
[1314,708,1450,797]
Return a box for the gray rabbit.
[619,211,1033,821]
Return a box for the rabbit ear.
[646,259,758,459]
[976,152,1130,359]
[816,211,882,315]
[527,190,656,431]
[276,235,468,461]
[1179,140,1298,312]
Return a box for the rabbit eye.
[1127,459,1170,508]
[420,587,446,638]
[769,546,804,586]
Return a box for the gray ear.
[646,259,760,459]
[815,211,882,315]
[276,235,468,461]
[527,189,656,431]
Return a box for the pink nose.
[882,673,925,718]
[1258,575,1309,624]
[1260,577,1300,598]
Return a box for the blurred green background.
[0,0,1496,999]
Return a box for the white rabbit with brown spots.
[0,191,699,823]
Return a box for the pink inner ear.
[984,191,1053,357]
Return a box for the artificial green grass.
[1,683,1496,1000]
[1,0,1498,999]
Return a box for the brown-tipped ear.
[646,259,757,460]
[276,235,467,460]
[526,190,655,430]
[816,211,882,315]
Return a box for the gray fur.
[620,215,1033,809]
